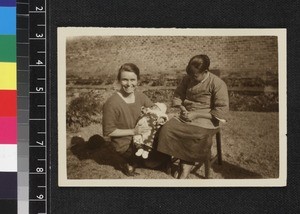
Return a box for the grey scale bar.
[17,0,30,213]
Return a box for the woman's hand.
[178,105,190,121]
[179,105,188,113]
[179,111,212,122]
[179,110,192,122]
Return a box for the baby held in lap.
[133,103,168,159]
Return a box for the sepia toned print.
[58,28,286,187]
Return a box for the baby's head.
[151,102,167,114]
[141,102,167,115]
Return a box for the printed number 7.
[36,141,44,146]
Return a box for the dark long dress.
[102,91,153,154]
[102,91,169,168]
[157,72,229,162]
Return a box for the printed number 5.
[36,87,44,92]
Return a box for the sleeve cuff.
[172,97,183,106]
[214,116,227,123]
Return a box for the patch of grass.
[67,111,279,179]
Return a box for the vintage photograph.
[58,28,286,187]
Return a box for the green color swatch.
[0,35,16,62]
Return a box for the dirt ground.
[66,111,279,180]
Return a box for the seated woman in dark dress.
[102,63,169,176]
[157,54,229,179]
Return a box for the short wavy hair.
[117,63,140,80]
[186,54,210,76]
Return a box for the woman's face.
[189,57,206,81]
[189,65,206,82]
[119,71,138,94]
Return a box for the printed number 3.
[36,33,43,38]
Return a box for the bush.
[104,75,115,85]
[144,89,278,112]
[67,93,103,132]
[143,89,173,110]
[151,74,167,86]
[229,91,278,112]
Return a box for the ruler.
[17,0,48,213]
[29,0,47,213]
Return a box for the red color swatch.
[0,90,16,116]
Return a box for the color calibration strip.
[0,0,18,213]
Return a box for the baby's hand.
[133,135,142,144]
[157,116,167,125]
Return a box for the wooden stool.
[191,128,222,178]
[205,129,222,178]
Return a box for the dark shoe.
[172,169,179,179]
[164,160,172,176]
[120,163,139,176]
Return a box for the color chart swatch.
[0,0,18,213]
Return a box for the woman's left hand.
[187,112,198,120]
[179,111,201,122]
[179,111,192,122]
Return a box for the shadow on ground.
[211,161,263,178]
[190,161,263,179]
[70,135,129,172]
[69,135,169,174]
[70,135,263,179]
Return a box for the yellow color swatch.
[0,62,16,90]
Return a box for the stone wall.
[67,36,278,77]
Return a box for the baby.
[133,102,168,159]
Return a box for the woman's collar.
[201,71,210,83]
[191,71,210,83]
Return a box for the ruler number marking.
[36,6,44,11]
[36,141,44,146]
[36,33,44,38]
[36,194,44,200]
[36,87,44,92]
[36,167,44,173]
[36,60,43,65]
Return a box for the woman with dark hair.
[102,63,169,176]
[157,54,229,179]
